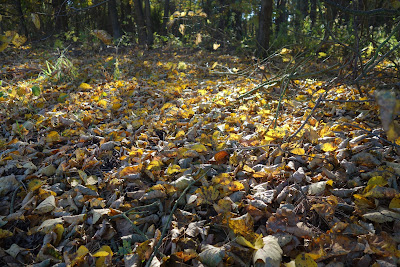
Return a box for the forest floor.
[0,45,400,266]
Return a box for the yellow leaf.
[166,164,181,175]
[389,197,400,209]
[0,229,13,239]
[71,245,89,266]
[387,124,399,141]
[195,33,202,45]
[147,160,163,171]
[11,33,27,47]
[228,213,254,240]
[196,186,219,204]
[28,179,44,191]
[321,142,337,152]
[54,224,64,245]
[213,43,220,50]
[79,82,92,90]
[98,99,108,108]
[295,95,307,101]
[228,181,245,191]
[46,131,61,143]
[236,234,264,249]
[175,130,185,139]
[179,24,185,35]
[178,61,187,70]
[395,137,400,146]
[295,253,318,267]
[367,176,387,187]
[93,251,109,257]
[112,102,121,110]
[290,148,305,155]
[236,236,255,249]
[191,143,207,153]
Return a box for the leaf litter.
[0,47,400,266]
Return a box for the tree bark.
[144,0,153,46]
[108,0,122,39]
[15,0,28,36]
[162,0,170,35]
[257,0,273,57]
[134,0,147,45]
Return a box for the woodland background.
[1,0,400,267]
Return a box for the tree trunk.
[257,0,273,57]
[162,0,170,35]
[144,0,153,46]
[134,0,147,45]
[108,0,121,39]
[15,0,28,36]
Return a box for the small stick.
[322,98,374,103]
[287,92,326,141]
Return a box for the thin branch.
[287,92,326,142]
[321,98,375,103]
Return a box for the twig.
[287,92,326,141]
[224,144,279,151]
[343,123,400,148]
[321,98,375,103]
[9,186,20,214]
[109,212,150,240]
[145,167,211,267]
[237,81,278,100]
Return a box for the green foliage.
[118,239,132,256]
[31,85,41,96]
[39,52,77,84]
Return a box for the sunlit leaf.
[166,164,181,175]
[213,43,220,50]
[54,224,64,245]
[290,147,305,155]
[79,82,92,90]
[320,142,337,152]
[179,24,185,35]
[147,160,163,171]
[70,245,89,266]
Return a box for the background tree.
[108,0,121,39]
[257,0,273,56]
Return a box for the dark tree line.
[1,0,400,59]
